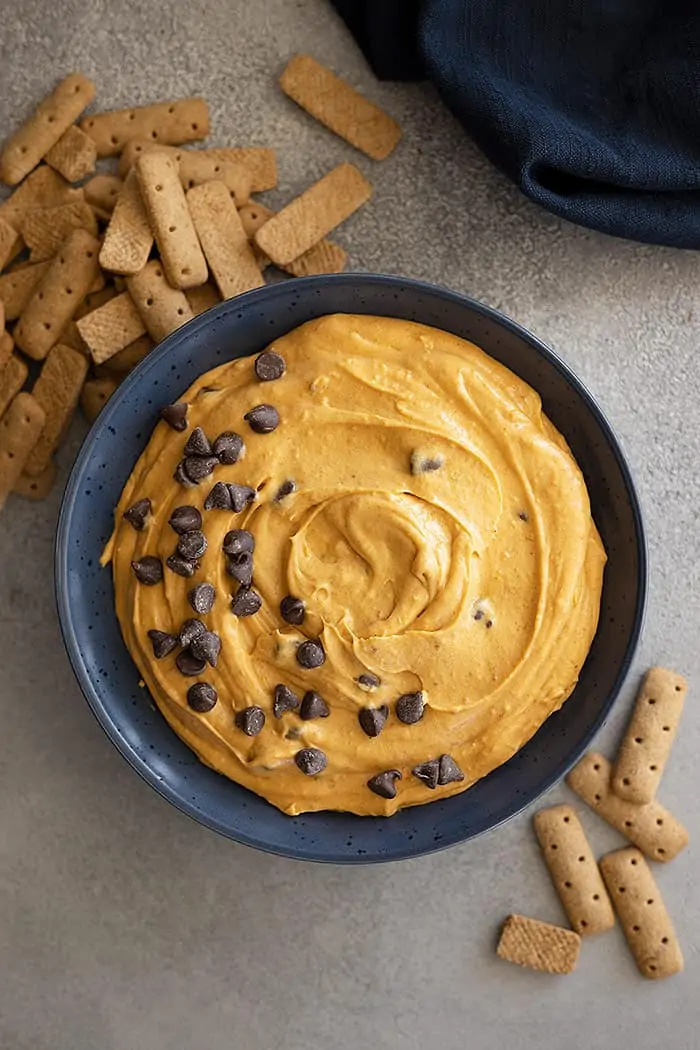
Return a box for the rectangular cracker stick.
[15,228,101,360]
[496,915,580,975]
[0,329,12,373]
[204,148,277,192]
[126,260,194,341]
[76,291,146,365]
[611,667,687,804]
[533,804,615,936]
[94,333,153,377]
[0,74,96,185]
[81,376,119,423]
[99,170,153,275]
[255,163,371,266]
[22,199,98,261]
[135,151,207,289]
[599,848,683,979]
[24,342,88,476]
[118,141,251,203]
[0,393,46,509]
[81,98,210,157]
[0,355,29,420]
[238,201,346,274]
[0,216,21,270]
[566,752,688,863]
[45,124,97,182]
[185,282,220,316]
[187,181,264,300]
[0,166,81,231]
[0,260,51,320]
[280,54,401,161]
[13,460,57,500]
[83,174,123,215]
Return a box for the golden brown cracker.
[81,376,119,423]
[0,260,51,320]
[83,173,123,214]
[255,162,371,266]
[94,333,153,377]
[44,124,97,182]
[22,199,98,261]
[0,393,46,509]
[126,260,194,341]
[205,148,277,192]
[118,141,251,203]
[187,181,264,300]
[81,98,210,157]
[76,291,146,365]
[0,215,21,270]
[13,460,58,500]
[0,354,29,421]
[0,329,13,374]
[566,752,688,863]
[0,74,96,185]
[185,282,221,316]
[238,200,345,274]
[496,915,581,975]
[99,170,153,275]
[135,151,207,289]
[533,804,615,937]
[611,667,687,804]
[599,848,683,979]
[0,165,81,231]
[280,54,401,161]
[24,342,89,476]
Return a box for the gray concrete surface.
[1,2,699,1047]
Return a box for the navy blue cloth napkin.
[331,0,700,248]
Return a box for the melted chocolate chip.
[357,673,381,691]
[228,483,257,513]
[358,705,389,738]
[123,497,151,530]
[296,638,325,669]
[230,586,262,617]
[300,691,330,720]
[438,754,464,785]
[176,651,206,676]
[273,683,300,717]
[183,455,219,483]
[519,510,529,522]
[176,529,207,561]
[410,450,444,475]
[396,691,425,724]
[274,479,296,501]
[131,556,163,585]
[226,551,253,586]
[485,619,493,629]
[235,706,265,736]
[184,426,212,457]
[147,629,178,659]
[188,582,216,615]
[367,769,402,799]
[173,461,196,488]
[213,431,245,464]
[165,553,199,577]
[179,618,206,647]
[203,482,232,510]
[160,402,188,431]
[190,629,221,668]
[244,404,279,433]
[255,350,286,381]
[187,682,218,712]
[474,610,484,621]
[412,758,440,789]
[168,505,202,534]
[295,747,327,775]
[280,595,305,626]
[222,529,255,555]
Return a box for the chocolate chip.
[222,529,255,555]
[367,769,402,799]
[226,551,253,586]
[168,505,202,534]
[173,461,196,488]
[273,683,300,717]
[187,682,218,713]
[280,595,305,625]
[184,455,219,483]
[184,426,212,457]
[176,651,206,676]
[176,529,207,561]
[274,479,296,501]
[160,402,188,431]
[131,556,163,585]
[147,629,178,659]
[230,586,262,617]
[213,431,245,464]
[190,629,221,667]
[235,706,265,736]
[412,758,440,789]
[473,610,484,621]
[179,618,206,647]
[165,553,199,577]
[438,754,464,785]
[296,638,325,669]
[203,481,232,510]
[410,450,444,475]
[294,748,327,775]
[244,404,279,433]
[188,582,216,614]
[300,691,330,720]
[485,619,493,629]
[396,691,425,724]
[357,672,381,691]
[255,350,286,381]
[518,510,529,522]
[358,705,389,737]
[123,497,151,530]
[228,483,257,513]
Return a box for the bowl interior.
[56,275,646,863]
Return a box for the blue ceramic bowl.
[56,275,646,863]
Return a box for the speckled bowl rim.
[55,274,647,863]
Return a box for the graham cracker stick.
[255,163,371,266]
[187,181,263,299]
[81,98,210,157]
[0,329,12,374]
[22,199,98,261]
[76,291,146,365]
[94,333,153,377]
[45,124,97,182]
[280,54,401,161]
[118,141,251,203]
[599,848,683,979]
[83,174,122,214]
[205,148,277,192]
[0,216,21,270]
[14,228,101,361]
[496,915,580,975]
[0,74,96,185]
[0,355,29,420]
[99,170,153,275]
[24,342,89,476]
[238,200,347,276]
[236,200,273,269]
[81,377,119,423]
[566,752,688,863]
[0,394,46,509]
[126,260,194,341]
[0,260,51,320]
[14,460,57,500]
[0,165,81,231]
[185,282,220,316]
[611,667,687,804]
[135,151,207,289]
